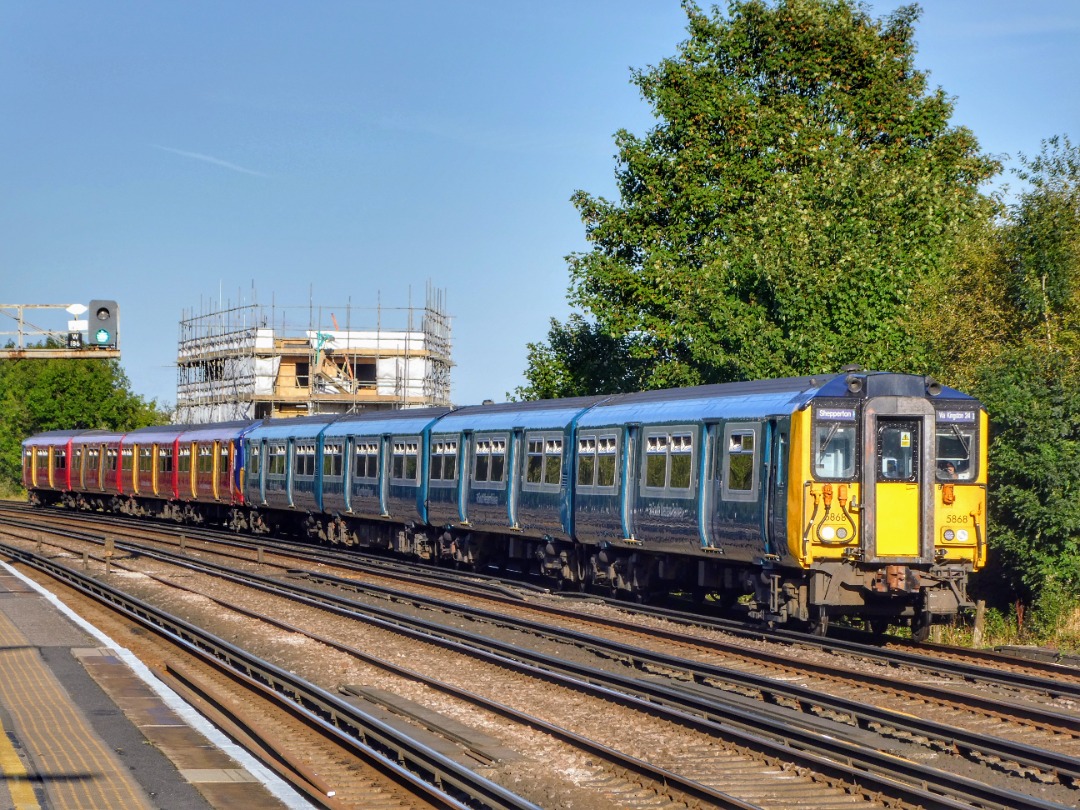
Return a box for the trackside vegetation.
[519,1,1080,650]
[0,354,168,497]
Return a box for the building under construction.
[175,287,451,423]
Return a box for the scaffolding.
[175,285,452,423]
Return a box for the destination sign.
[938,410,976,423]
[817,407,856,421]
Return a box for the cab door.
[874,418,921,557]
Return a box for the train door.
[254,439,267,505]
[378,435,391,517]
[873,417,921,557]
[765,420,787,558]
[620,425,639,540]
[215,441,231,501]
[508,429,523,529]
[458,432,472,525]
[285,439,296,508]
[178,444,192,499]
[72,446,83,490]
[341,437,353,513]
[700,424,720,549]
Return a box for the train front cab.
[784,374,987,635]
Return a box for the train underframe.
[34,490,972,638]
[248,506,973,638]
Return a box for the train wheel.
[869,618,890,638]
[807,607,830,637]
[911,615,932,643]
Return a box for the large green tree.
[0,356,168,493]
[521,0,999,397]
[964,137,1080,622]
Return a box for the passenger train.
[22,370,987,637]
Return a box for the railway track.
[0,544,537,808]
[0,530,886,809]
[3,510,1080,809]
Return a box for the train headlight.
[956,529,969,542]
[944,529,955,541]
[819,526,836,541]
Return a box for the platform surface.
[0,565,299,809]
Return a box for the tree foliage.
[964,137,1080,613]
[522,0,998,396]
[514,315,656,400]
[0,357,168,493]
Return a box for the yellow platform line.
[0,709,39,810]
[0,609,152,809]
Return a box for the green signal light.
[94,328,112,344]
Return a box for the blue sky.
[2,1,1077,411]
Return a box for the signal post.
[0,302,120,359]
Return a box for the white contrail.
[154,145,268,177]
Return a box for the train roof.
[575,372,978,427]
[431,396,608,434]
[320,407,453,439]
[22,429,96,446]
[245,414,336,441]
[178,420,262,442]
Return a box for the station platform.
[0,561,307,810]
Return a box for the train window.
[577,435,618,489]
[36,448,47,470]
[54,449,67,470]
[877,421,918,482]
[577,438,596,486]
[121,448,134,472]
[107,449,118,472]
[728,433,754,491]
[392,440,420,483]
[473,437,507,485]
[354,442,379,480]
[936,415,978,482]
[267,445,287,476]
[524,434,562,491]
[158,448,173,474]
[294,445,317,478]
[138,447,152,473]
[643,429,695,494]
[814,424,856,480]
[430,440,459,482]
[721,424,759,500]
[246,445,259,477]
[322,444,343,477]
[775,433,787,489]
[670,434,693,489]
[197,446,214,474]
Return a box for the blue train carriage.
[785,372,988,635]
[570,379,808,599]
[310,407,451,550]
[425,397,606,574]
[241,415,335,535]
